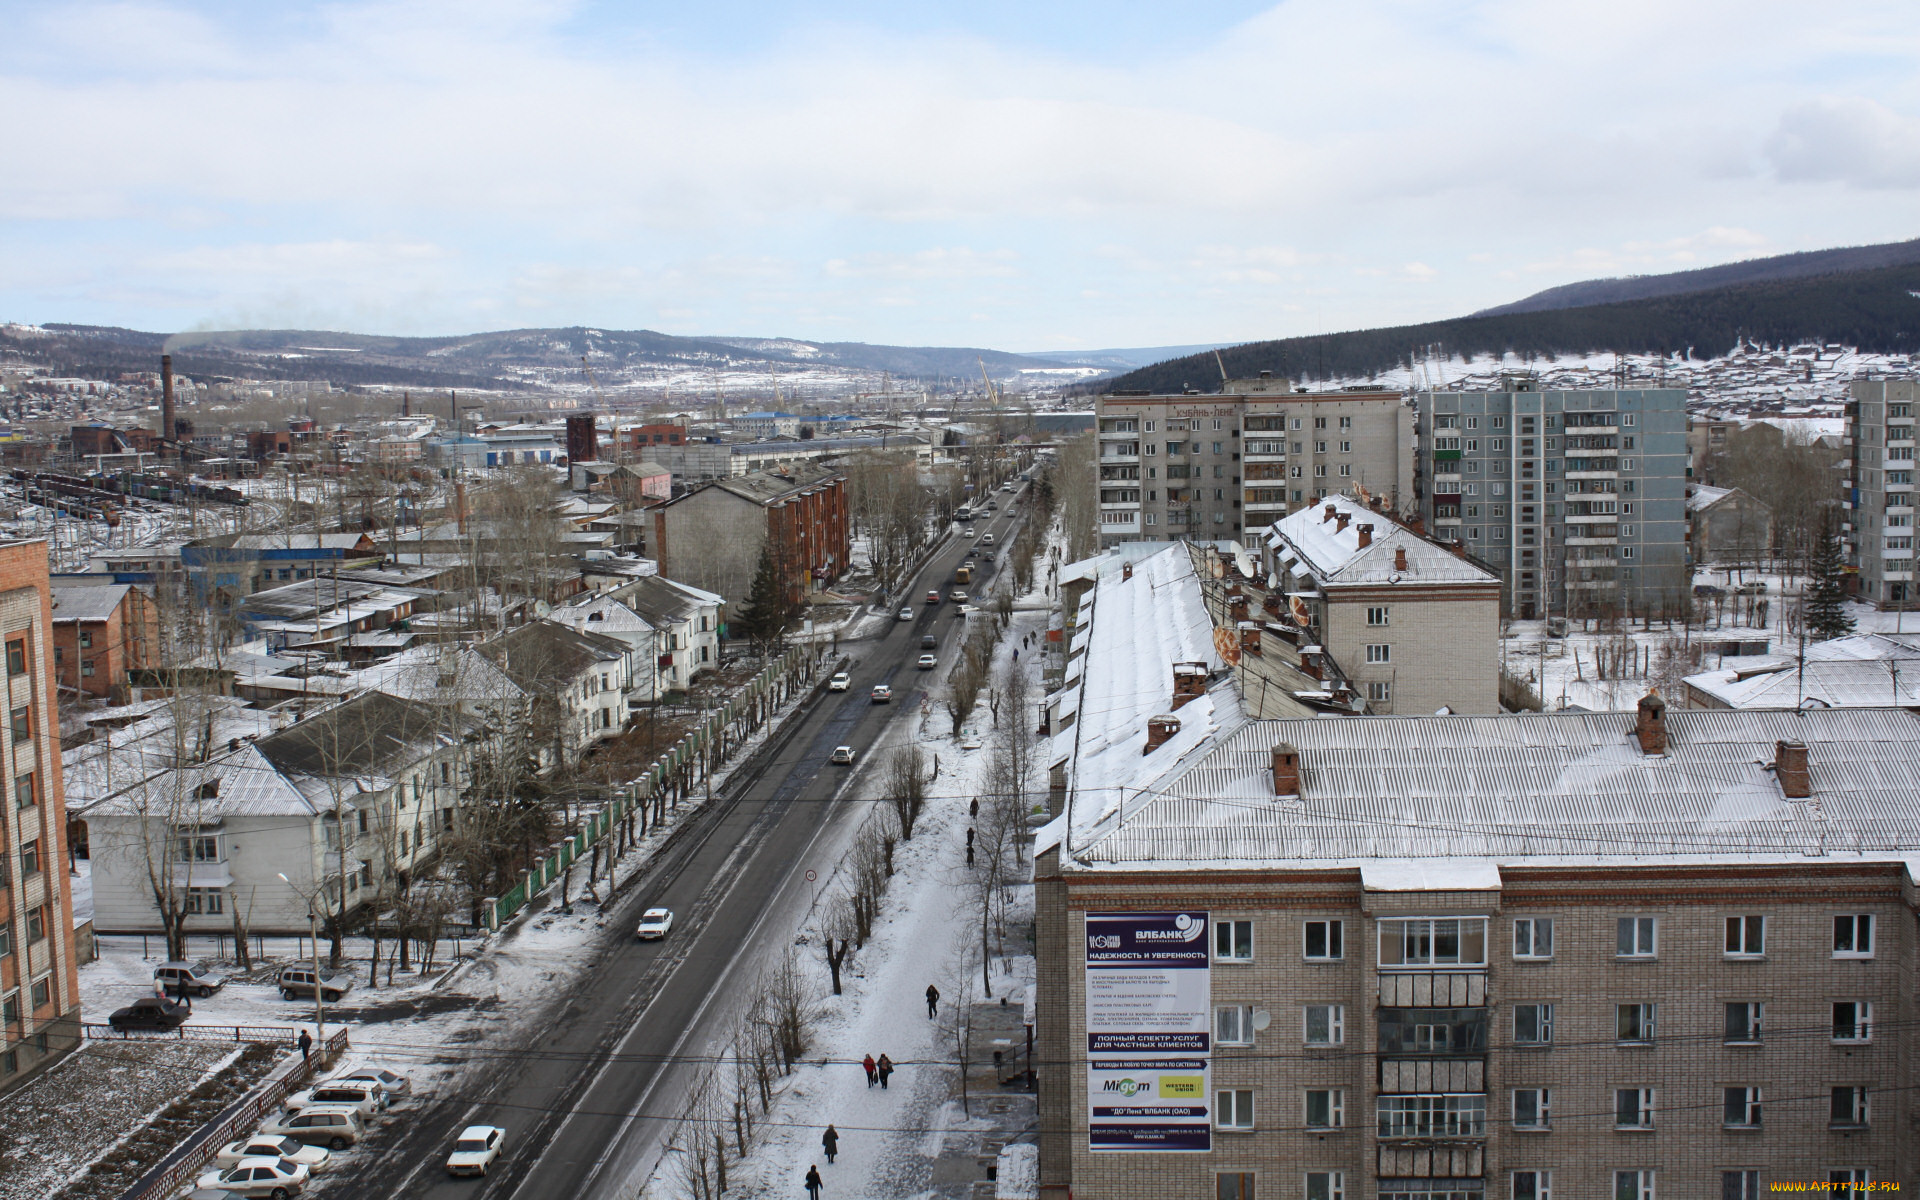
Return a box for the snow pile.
[996,1143,1038,1199]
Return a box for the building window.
[1339,440,1351,453]
[1338,416,1351,430]
[1303,920,1343,961]
[1723,1002,1763,1045]
[1513,1003,1553,1045]
[13,775,33,809]
[1513,917,1552,959]
[0,923,9,960]
[26,906,45,943]
[1216,1005,1255,1046]
[1216,1174,1255,1200]
[1833,914,1874,958]
[1829,1172,1871,1192]
[1215,1089,1254,1130]
[1338,464,1351,477]
[1615,1171,1655,1200]
[1614,1088,1655,1129]
[1512,1087,1551,1130]
[1378,917,1486,967]
[1616,1003,1656,1044]
[1832,1001,1872,1043]
[1616,916,1657,958]
[1830,1086,1869,1128]
[1304,1089,1344,1129]
[185,887,224,915]
[1724,915,1764,957]
[19,840,38,877]
[1215,920,1253,962]
[9,707,29,742]
[30,977,50,1009]
[1377,1094,1485,1137]
[0,990,14,1023]
[1365,644,1390,664]
[1303,1005,1344,1045]
[176,831,218,862]
[5,639,24,676]
[1514,1171,1552,1200]
[1722,1086,1762,1129]
[1367,681,1391,702]
[1306,1174,1345,1200]
[1723,1171,1759,1200]
[1366,606,1390,626]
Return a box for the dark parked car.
[109,996,191,1030]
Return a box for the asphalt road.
[327,479,1032,1199]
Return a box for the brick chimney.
[1334,512,1350,533]
[1323,504,1337,524]
[1227,592,1249,621]
[1272,743,1301,797]
[1144,714,1181,754]
[1356,523,1373,549]
[1239,622,1262,656]
[1172,661,1208,709]
[1775,739,1811,798]
[1122,560,1132,581]
[1298,647,1323,680]
[1394,546,1408,571]
[1633,690,1667,755]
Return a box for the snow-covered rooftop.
[1264,493,1497,588]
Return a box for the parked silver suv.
[277,966,351,1003]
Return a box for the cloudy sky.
[2,0,1916,350]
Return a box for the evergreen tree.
[1803,519,1855,642]
[735,543,794,653]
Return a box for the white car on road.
[214,1136,331,1174]
[828,672,851,691]
[446,1125,506,1177]
[830,745,856,765]
[635,908,675,940]
[196,1156,310,1198]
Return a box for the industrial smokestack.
[160,354,176,447]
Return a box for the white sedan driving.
[446,1125,506,1177]
[635,908,675,940]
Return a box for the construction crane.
[976,355,1003,409]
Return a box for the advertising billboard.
[1085,911,1210,1151]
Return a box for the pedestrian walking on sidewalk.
[822,1125,839,1164]
[805,1164,823,1198]
[877,1054,894,1089]
[297,1029,312,1063]
[926,984,940,1019]
[862,1054,876,1087]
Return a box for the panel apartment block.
[1096,384,1414,549]
[1846,379,1917,608]
[1414,383,1688,620]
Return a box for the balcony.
[1564,469,1619,481]
[1097,452,1139,465]
[1378,972,1487,1007]
[1565,534,1618,546]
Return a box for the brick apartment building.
[616,423,687,457]
[1094,379,1416,549]
[0,541,83,1095]
[648,468,849,607]
[49,583,160,698]
[1035,542,1920,1198]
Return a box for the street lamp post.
[278,873,325,1049]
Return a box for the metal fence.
[482,643,819,931]
[84,1023,306,1045]
[117,1027,349,1200]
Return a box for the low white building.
[477,620,641,762]
[609,575,724,692]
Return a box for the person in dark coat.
[876,1053,894,1089]
[805,1164,823,1198]
[862,1054,876,1087]
[821,1125,839,1164]
[926,984,939,1019]
[297,1028,313,1062]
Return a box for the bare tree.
[886,746,927,840]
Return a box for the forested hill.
[1102,262,1920,394]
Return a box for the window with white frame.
[1303,920,1343,961]
[1378,917,1487,967]
[1368,681,1391,703]
[1616,1003,1656,1044]
[1723,1002,1763,1045]
[1366,606,1390,626]
[1304,1089,1344,1129]
[1303,1005,1344,1045]
[1513,1003,1553,1046]
[1830,1086,1869,1128]
[1512,1088,1550,1129]
[1616,916,1657,957]
[1217,1172,1255,1200]
[1215,1005,1255,1046]
[1722,1171,1758,1200]
[1833,914,1875,958]
[1215,1089,1254,1130]
[1215,920,1253,962]
[1828,1171,1870,1190]
[1722,1086,1761,1129]
[1832,1001,1872,1043]
[1305,1172,1343,1200]
[1512,917,1552,959]
[1377,1094,1486,1138]
[1724,915,1765,957]
[1513,1171,1552,1200]
[1615,1170,1655,1200]
[1614,1088,1655,1129]
[184,887,224,915]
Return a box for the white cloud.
[1767,97,1920,189]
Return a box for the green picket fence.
[482,645,813,931]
